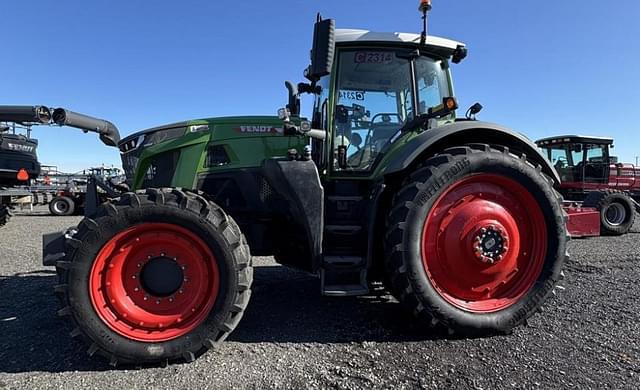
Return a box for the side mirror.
[465,102,483,120]
[305,17,336,82]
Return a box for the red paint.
[421,174,547,313]
[564,205,600,237]
[89,223,219,342]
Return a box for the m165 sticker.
[234,126,284,134]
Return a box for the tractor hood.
[118,116,292,187]
[118,116,285,153]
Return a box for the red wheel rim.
[89,223,219,342]
[421,173,547,313]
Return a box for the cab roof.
[535,135,614,146]
[335,29,465,56]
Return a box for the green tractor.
[43,4,567,366]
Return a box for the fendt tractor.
[537,135,640,235]
[0,107,45,226]
[32,2,567,366]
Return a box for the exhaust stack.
[52,108,121,147]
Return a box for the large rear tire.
[49,196,76,216]
[583,190,635,235]
[54,188,252,366]
[385,144,567,336]
[0,204,10,227]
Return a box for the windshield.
[542,143,609,183]
[332,50,450,172]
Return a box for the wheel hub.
[140,256,184,297]
[472,225,509,264]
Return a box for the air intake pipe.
[52,108,121,147]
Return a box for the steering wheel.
[370,113,403,125]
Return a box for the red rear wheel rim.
[89,223,220,342]
[421,173,547,313]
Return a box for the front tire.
[385,145,567,336]
[54,188,252,366]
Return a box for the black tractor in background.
[0,106,45,226]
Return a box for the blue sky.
[2,0,639,171]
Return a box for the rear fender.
[382,121,560,184]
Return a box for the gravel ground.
[1,209,639,389]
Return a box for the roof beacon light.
[419,0,432,12]
[419,0,432,46]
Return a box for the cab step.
[320,255,368,297]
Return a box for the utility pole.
[636,156,639,166]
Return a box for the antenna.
[419,0,432,46]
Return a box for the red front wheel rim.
[421,173,547,313]
[89,223,220,342]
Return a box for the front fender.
[382,121,560,184]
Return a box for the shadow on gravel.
[0,265,461,373]
[229,266,449,344]
[0,271,111,373]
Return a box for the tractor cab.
[536,135,615,198]
[283,19,467,177]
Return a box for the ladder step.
[323,255,364,267]
[324,225,362,234]
[327,195,364,202]
[322,284,369,297]
[320,256,368,297]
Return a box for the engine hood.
[118,116,286,153]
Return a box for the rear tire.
[385,144,567,336]
[49,196,76,216]
[583,190,635,235]
[0,204,11,227]
[54,188,252,366]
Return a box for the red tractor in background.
[536,135,640,235]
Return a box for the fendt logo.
[6,143,34,153]
[234,126,284,134]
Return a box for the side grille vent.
[205,145,230,167]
